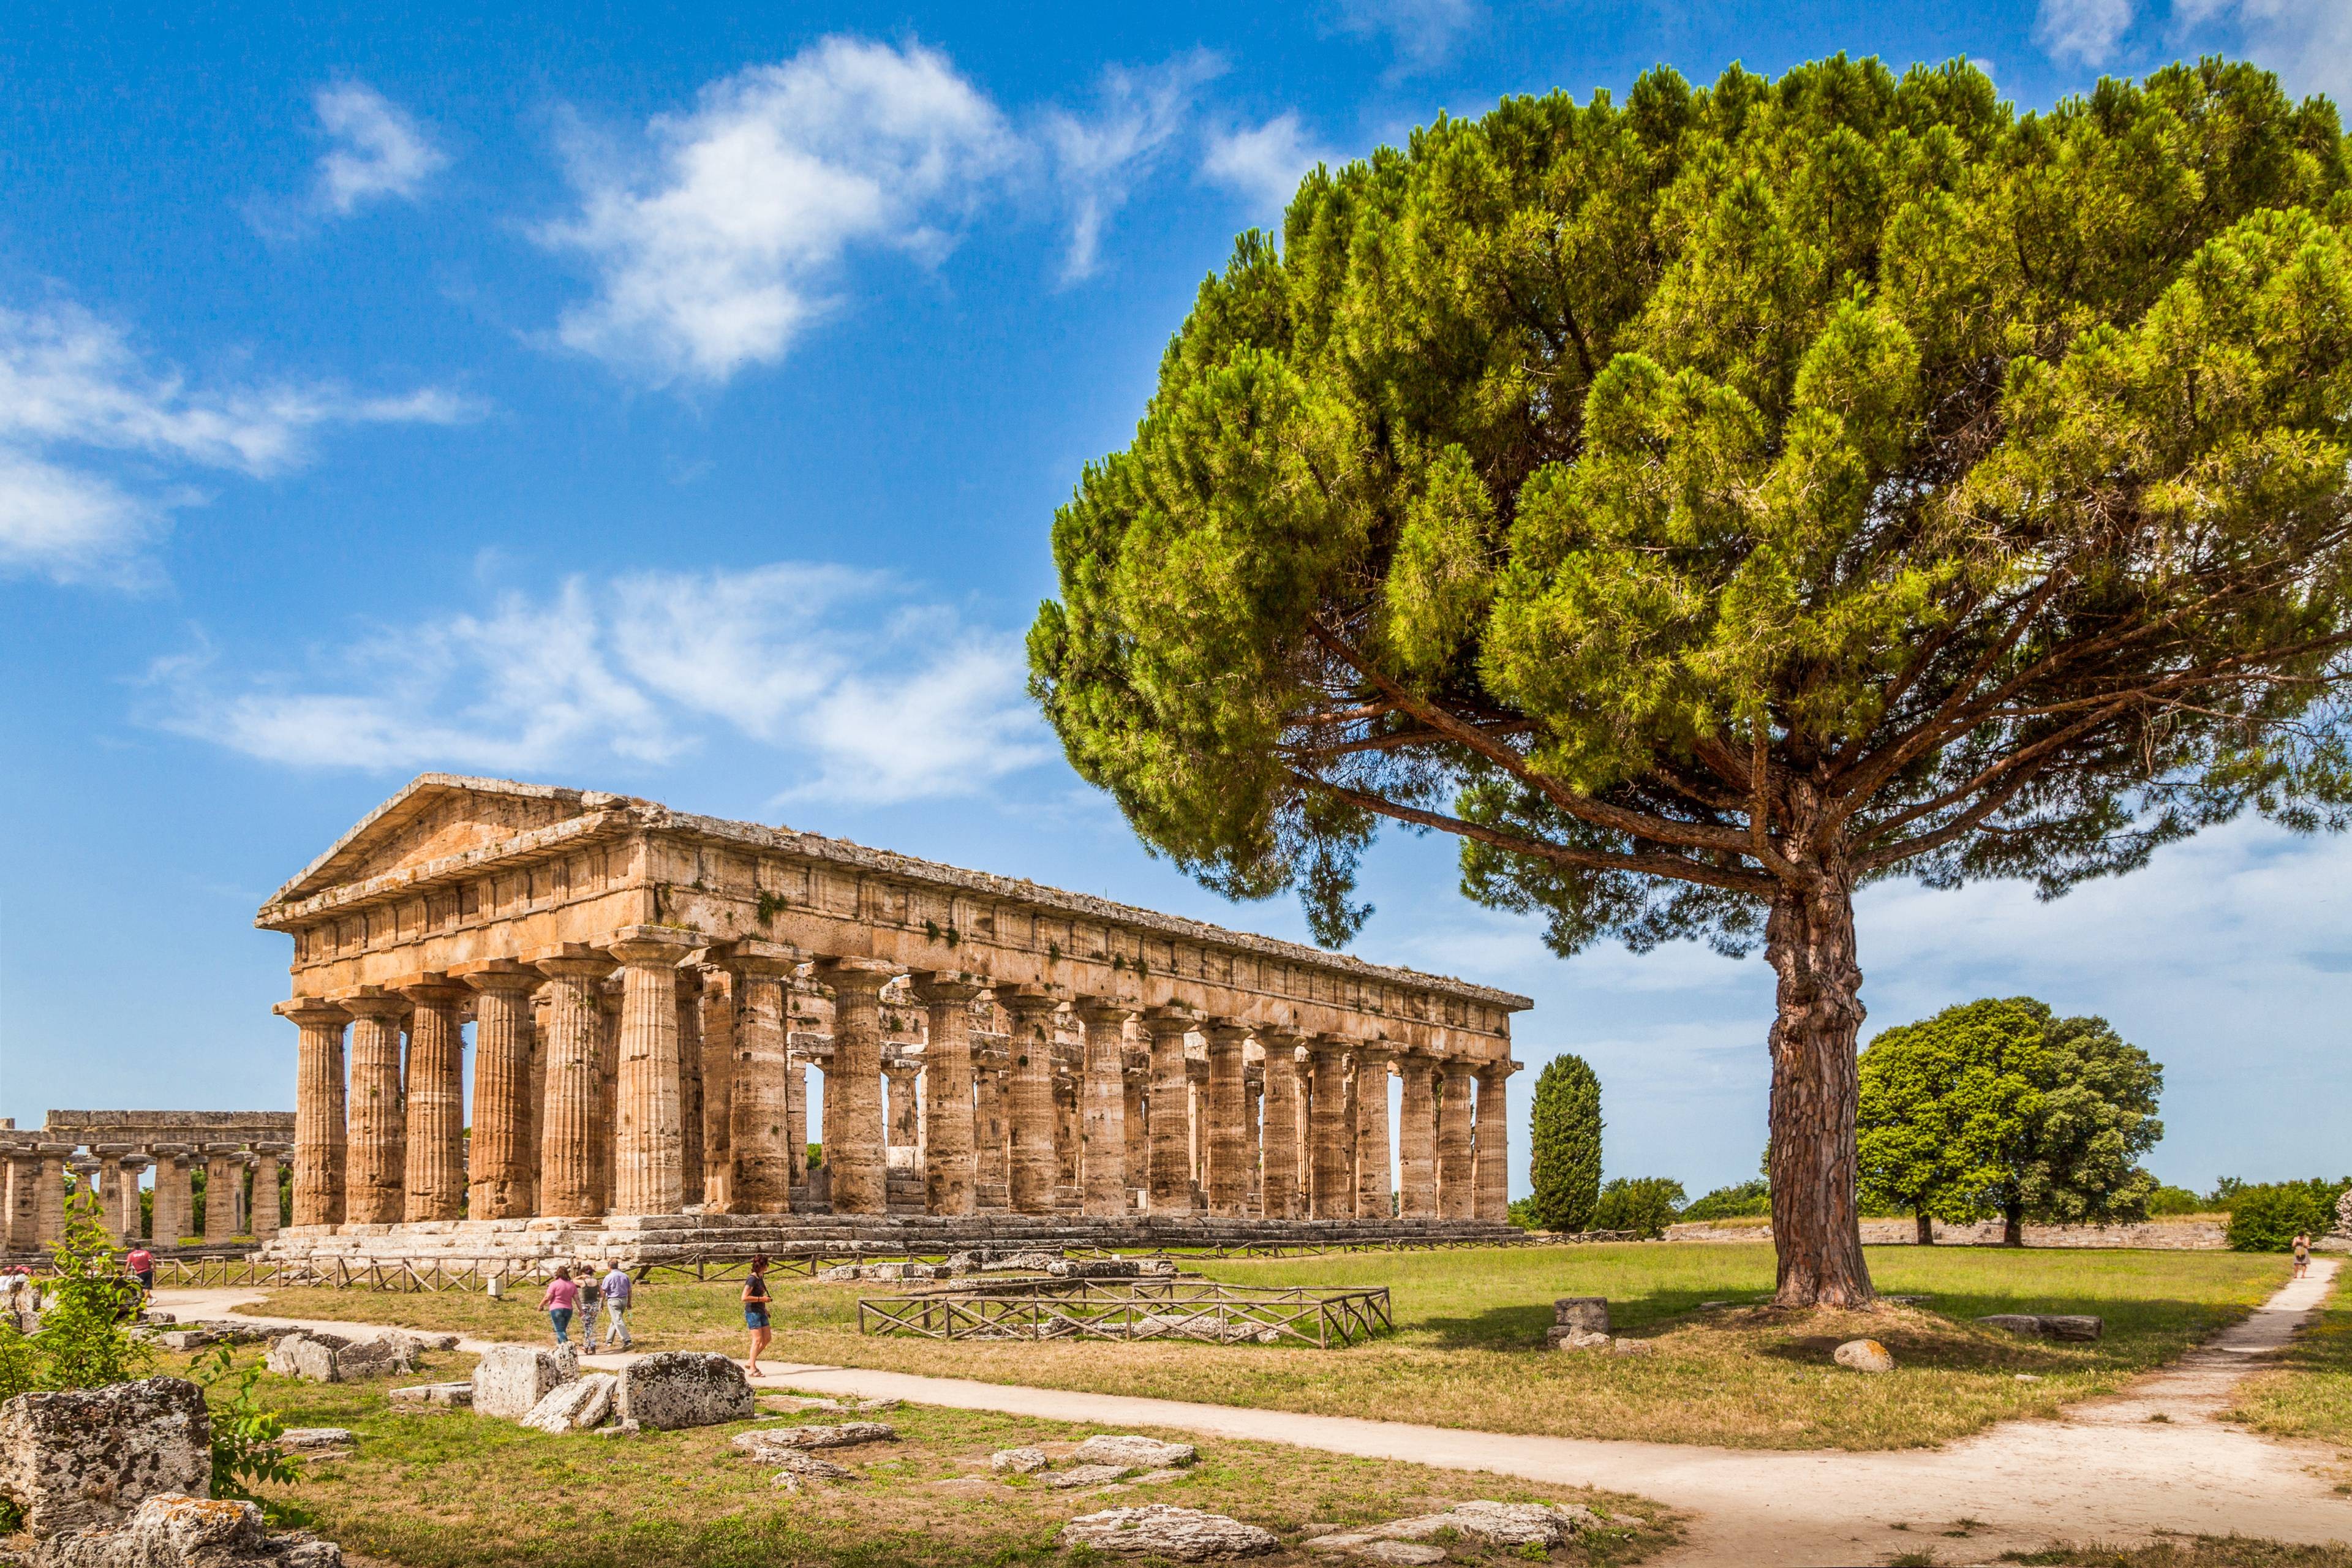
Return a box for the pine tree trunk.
[1915,1211,1934,1246]
[1764,869,1877,1308]
[2003,1201,2025,1247]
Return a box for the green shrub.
[1505,1196,1542,1231]
[2224,1178,2350,1251]
[1681,1179,1771,1221]
[192,1346,302,1505]
[33,1201,149,1391]
[2146,1184,2207,1216]
[1593,1177,1687,1239]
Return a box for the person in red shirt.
[126,1246,155,1295]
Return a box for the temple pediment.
[266,774,620,905]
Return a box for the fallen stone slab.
[263,1331,419,1385]
[1369,1501,1601,1548]
[274,1428,355,1452]
[731,1422,897,1457]
[1834,1338,1895,1372]
[593,1420,643,1439]
[1050,1464,1134,1489]
[1978,1313,2105,1342]
[0,1377,212,1537]
[1545,1327,1611,1351]
[470,1344,578,1419]
[387,1382,473,1408]
[1072,1435,1196,1470]
[616,1351,753,1431]
[1305,1537,1445,1565]
[35,1492,343,1568]
[1059,1504,1280,1560]
[769,1450,859,1484]
[519,1373,616,1434]
[990,1447,1050,1474]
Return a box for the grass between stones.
[1996,1539,2352,1568]
[245,1243,2290,1452]
[154,1347,1675,1568]
[2225,1265,2352,1491]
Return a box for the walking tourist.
[599,1262,634,1349]
[576,1267,601,1346]
[742,1255,772,1376]
[126,1243,154,1296]
[2293,1231,2312,1279]
[540,1266,579,1346]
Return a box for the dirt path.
[162,1259,2347,1567]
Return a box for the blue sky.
[4,0,2346,1197]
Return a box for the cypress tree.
[1528,1054,1603,1231]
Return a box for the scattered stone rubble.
[1833,1338,1896,1372]
[1049,1464,1134,1490]
[468,1344,578,1419]
[1305,1501,1605,1559]
[1977,1314,2105,1342]
[386,1382,472,1408]
[990,1447,1050,1474]
[137,1323,275,1354]
[36,1494,343,1568]
[263,1330,439,1384]
[520,1374,616,1434]
[817,1253,1182,1283]
[1059,1505,1280,1560]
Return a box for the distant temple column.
[973,1041,1011,1210]
[459,963,539,1221]
[398,979,469,1224]
[145,1145,190,1245]
[1054,1063,1082,1207]
[250,1144,286,1239]
[1000,989,1061,1215]
[910,973,983,1216]
[1204,1022,1249,1215]
[722,941,799,1214]
[1437,1060,1477,1219]
[1258,1032,1302,1219]
[535,951,613,1219]
[92,1145,130,1239]
[33,1145,70,1244]
[1074,998,1132,1218]
[1396,1052,1438,1218]
[114,1152,151,1242]
[786,1051,810,1192]
[817,958,898,1216]
[676,964,706,1208]
[1307,1038,1353,1219]
[886,1061,921,1153]
[339,990,408,1225]
[526,989,549,1215]
[698,966,735,1210]
[1243,1063,1265,1215]
[200,1143,241,1239]
[277,999,349,1229]
[1354,1045,1394,1219]
[595,977,624,1213]
[1474,1061,1513,1223]
[606,927,699,1216]
[1141,1007,1196,1212]
[1122,1046,1149,1203]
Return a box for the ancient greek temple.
[1,1112,294,1255]
[256,776,1526,1261]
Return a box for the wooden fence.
[856,1279,1393,1349]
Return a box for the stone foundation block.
[0,1378,211,1537]
[469,1344,576,1419]
[1551,1296,1609,1334]
[614,1352,753,1431]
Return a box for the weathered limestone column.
[1306,1038,1352,1218]
[200,1143,240,1239]
[973,1041,1010,1210]
[787,1052,811,1190]
[1437,1060,1477,1219]
[0,1148,28,1251]
[885,1061,921,1152]
[1203,1021,1249,1215]
[1074,998,1133,1218]
[595,976,624,1212]
[1122,1047,1149,1203]
[148,1145,191,1245]
[115,1153,151,1242]
[527,988,550,1215]
[1258,1033,1302,1219]
[32,1145,70,1244]
[457,963,539,1221]
[721,941,799,1214]
[699,966,735,1210]
[1474,1061,1513,1222]
[1140,1006,1196,1212]
[534,951,614,1219]
[1354,1046,1395,1220]
[816,958,899,1216]
[249,1144,286,1239]
[1186,1059,1208,1189]
[910,973,984,1216]
[677,964,706,1207]
[398,978,468,1224]
[339,990,408,1225]
[276,999,349,1229]
[603,926,701,1216]
[1054,1063,1082,1206]
[1396,1052,1438,1218]
[1000,989,1062,1215]
[1243,1063,1265,1215]
[92,1145,130,1240]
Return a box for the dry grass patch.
[1999,1538,2352,1568]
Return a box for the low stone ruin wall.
[1664,1216,2231,1249]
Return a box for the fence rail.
[857,1279,1393,1349]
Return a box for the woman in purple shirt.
[539,1267,580,1346]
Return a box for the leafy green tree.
[1593,1176,1688,1238]
[1986,1012,2165,1242]
[1857,998,2043,1243]
[2222,1177,2351,1250]
[1681,1178,1773,1221]
[1527,1054,1604,1230]
[1029,55,2352,1304]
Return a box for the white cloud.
[2037,0,2138,64]
[2171,0,2352,102]
[0,297,479,587]
[1335,0,1482,74]
[1202,113,1333,222]
[542,37,1017,385]
[148,563,1056,806]
[312,81,447,214]
[1043,53,1224,282]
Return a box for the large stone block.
[1551,1297,1609,1334]
[614,1352,753,1431]
[34,1492,343,1567]
[519,1374,615,1434]
[469,1344,576,1419]
[261,1332,418,1385]
[0,1378,211,1537]
[1059,1505,1280,1560]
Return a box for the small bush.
[1593,1177,1687,1239]
[32,1201,150,1391]
[2146,1185,2207,1216]
[1680,1179,1771,1222]
[2225,1179,2348,1252]
[193,1346,302,1504]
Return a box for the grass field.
[243,1242,2291,1452]
[156,1346,1674,1568]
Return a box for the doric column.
[999,988,1062,1215]
[397,978,468,1223]
[32,1145,70,1244]
[601,926,700,1216]
[1073,998,1133,1218]
[1397,1052,1438,1218]
[720,941,799,1214]
[1243,1062,1265,1215]
[249,1144,286,1239]
[677,964,706,1207]
[1140,1006,1196,1212]
[147,1145,190,1245]
[910,973,984,1216]
[973,1040,1010,1210]
[1186,1058,1208,1189]
[235,1154,258,1234]
[1475,1060,1513,1222]
[1123,1048,1149,1202]
[1306,1038,1352,1218]
[200,1142,240,1239]
[276,999,349,1229]
[886,1061,921,1150]
[338,990,408,1225]
[1438,1060,1477,1219]
[595,976,624,1212]
[533,951,613,1218]
[0,1148,27,1252]
[816,958,898,1216]
[1204,1021,1249,1215]
[1259,1032,1302,1219]
[699,966,735,1209]
[114,1152,151,1242]
[787,1051,811,1188]
[456,963,538,1221]
[92,1145,130,1241]
[1354,1045,1395,1219]
[1054,1063,1082,1205]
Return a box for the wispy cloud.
[312,81,447,214]
[1202,112,1333,222]
[1335,0,1482,74]
[146,563,1055,805]
[2171,0,2352,101]
[0,296,478,587]
[2035,0,2138,64]
[1043,52,1224,282]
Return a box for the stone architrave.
[605,926,701,1216]
[1437,1061,1477,1220]
[698,965,735,1210]
[1354,1046,1395,1220]
[534,949,615,1219]
[275,998,349,1230]
[909,972,984,1216]
[1475,1061,1513,1222]
[337,989,409,1226]
[1140,1006,1196,1213]
[1306,1039,1352,1219]
[249,1144,287,1239]
[200,1143,241,1240]
[998,988,1063,1215]
[676,964,706,1207]
[1396,1052,1438,1218]
[1074,998,1133,1217]
[817,957,899,1216]
[455,962,539,1221]
[398,977,468,1223]
[720,941,800,1215]
[1258,1033,1302,1219]
[1202,1022,1249,1215]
